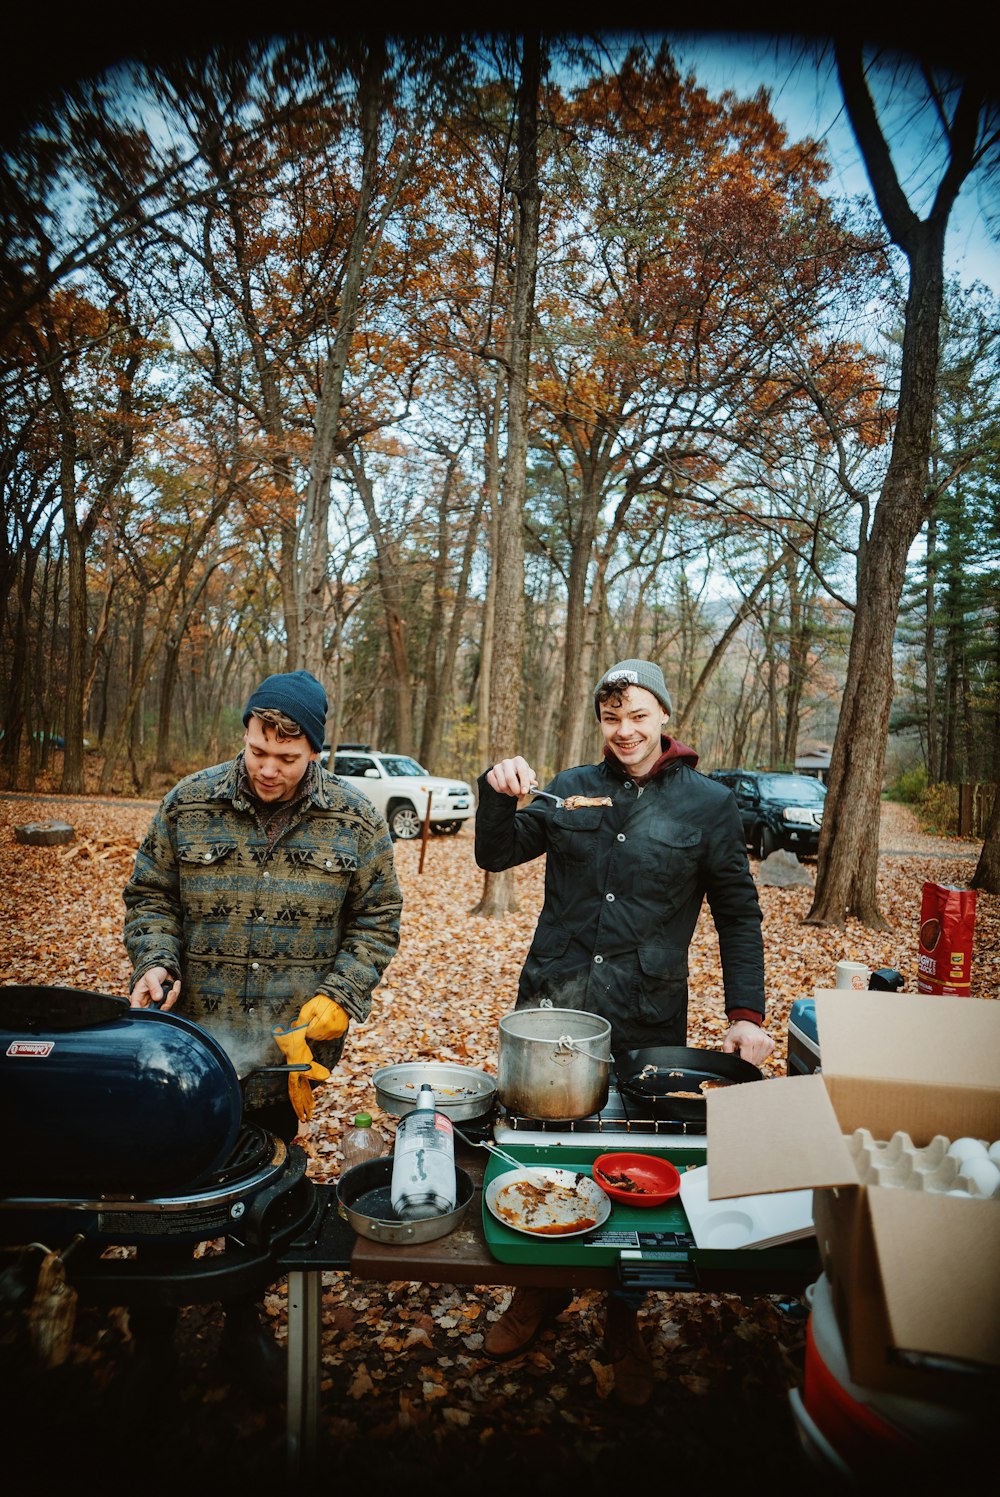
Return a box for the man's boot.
[483,1286,573,1360]
[218,1300,287,1400]
[603,1296,655,1406]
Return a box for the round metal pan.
[615,1045,763,1124]
[372,1061,497,1122]
[336,1156,475,1245]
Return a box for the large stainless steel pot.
[497,1007,611,1121]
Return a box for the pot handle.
[553,1034,609,1063]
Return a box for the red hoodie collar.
[604,735,699,783]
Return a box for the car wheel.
[388,802,422,840]
[760,825,777,858]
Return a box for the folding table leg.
[285,1269,322,1477]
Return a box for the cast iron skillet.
[615,1045,763,1125]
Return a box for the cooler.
[787,997,821,1076]
[790,1273,988,1480]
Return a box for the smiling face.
[597,684,670,777]
[243,717,318,802]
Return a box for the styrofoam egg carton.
[845,1131,1000,1197]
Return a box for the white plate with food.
[484,1166,611,1238]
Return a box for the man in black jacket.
[475,658,773,1403]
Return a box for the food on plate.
[494,1177,599,1235]
[562,795,613,810]
[595,1167,649,1194]
[400,1081,476,1097]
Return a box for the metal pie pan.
[484,1166,611,1238]
[372,1061,497,1121]
[337,1156,475,1245]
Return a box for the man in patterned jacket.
[123,669,402,1396]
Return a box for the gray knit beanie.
[242,670,328,751]
[593,659,672,719]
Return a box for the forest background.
[2,21,999,923]
[2,21,998,1486]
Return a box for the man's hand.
[273,1021,332,1122]
[723,1020,774,1066]
[487,756,538,797]
[129,967,181,1011]
[298,994,350,1039]
[272,995,349,1122]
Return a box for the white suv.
[321,744,475,840]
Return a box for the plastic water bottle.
[341,1113,384,1171]
[390,1084,457,1220]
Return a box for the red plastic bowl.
[592,1152,682,1208]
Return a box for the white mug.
[836,960,870,991]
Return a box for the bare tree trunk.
[473,35,541,920]
[299,44,386,674]
[156,633,181,774]
[60,458,90,795]
[673,547,793,735]
[130,592,148,765]
[556,468,606,768]
[807,49,982,928]
[421,474,484,773]
[349,449,414,753]
[297,45,421,676]
[782,572,813,769]
[98,509,232,794]
[476,340,508,769]
[1,539,42,787]
[31,310,139,795]
[971,783,1000,894]
[205,638,241,763]
[924,509,939,780]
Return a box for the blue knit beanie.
[242,670,327,751]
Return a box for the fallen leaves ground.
[1,792,995,1496]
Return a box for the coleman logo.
[6,1039,55,1058]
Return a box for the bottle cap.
[354,1112,372,1127]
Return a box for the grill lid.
[0,985,243,1195]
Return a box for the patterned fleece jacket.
[123,753,403,1107]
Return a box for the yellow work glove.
[297,994,350,1040]
[272,1021,332,1123]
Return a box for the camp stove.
[493,1082,708,1152]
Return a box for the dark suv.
[707,770,827,859]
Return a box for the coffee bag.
[917,881,977,995]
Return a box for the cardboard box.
[708,991,1000,1404]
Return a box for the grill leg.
[285,1269,322,1476]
